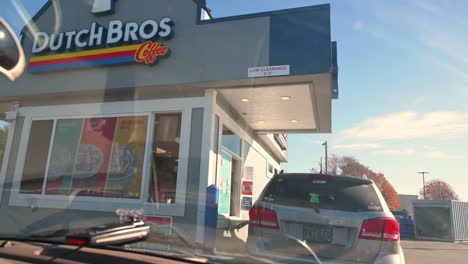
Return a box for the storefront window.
[20,120,53,194]
[0,120,10,173]
[213,115,220,154]
[148,113,182,204]
[268,163,274,174]
[19,116,149,199]
[222,126,241,156]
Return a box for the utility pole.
[320,156,323,174]
[418,172,429,199]
[322,141,328,174]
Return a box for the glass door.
[218,151,232,215]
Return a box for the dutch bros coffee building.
[0,0,338,248]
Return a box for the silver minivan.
[246,173,405,264]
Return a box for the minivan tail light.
[359,218,400,242]
[383,218,400,241]
[249,206,261,226]
[261,207,280,229]
[360,218,386,240]
[249,206,279,229]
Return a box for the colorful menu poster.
[218,151,232,215]
[105,116,148,198]
[45,119,84,195]
[71,117,117,196]
[242,181,253,195]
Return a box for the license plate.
[303,225,333,244]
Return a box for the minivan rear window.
[262,176,383,212]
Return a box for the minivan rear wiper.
[311,203,321,214]
[286,234,322,264]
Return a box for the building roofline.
[20,0,52,44]
[20,1,330,36]
[197,3,330,24]
[192,0,213,19]
[19,0,214,43]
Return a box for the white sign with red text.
[248,65,290,78]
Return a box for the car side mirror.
[0,18,26,81]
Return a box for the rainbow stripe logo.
[28,42,169,72]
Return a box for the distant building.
[413,200,468,242]
[396,194,419,217]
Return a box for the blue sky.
[211,0,468,201]
[2,0,468,200]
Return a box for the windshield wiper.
[12,228,82,243]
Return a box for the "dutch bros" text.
[31,18,174,54]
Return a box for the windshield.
[0,1,467,264]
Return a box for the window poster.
[241,196,253,211]
[218,151,232,215]
[45,119,84,195]
[105,116,148,198]
[42,116,149,198]
[244,166,254,180]
[242,181,253,195]
[71,117,117,196]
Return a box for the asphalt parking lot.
[401,239,468,263]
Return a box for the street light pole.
[322,141,328,174]
[320,156,323,174]
[418,172,429,199]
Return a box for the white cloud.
[342,111,468,141]
[352,0,468,83]
[422,145,436,150]
[334,143,381,150]
[353,20,363,31]
[413,0,445,16]
[373,148,463,160]
[380,1,468,71]
[424,151,464,160]
[375,148,416,156]
[365,25,386,39]
[352,20,385,39]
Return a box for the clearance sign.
[28,18,174,72]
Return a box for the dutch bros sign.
[29,4,174,72]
